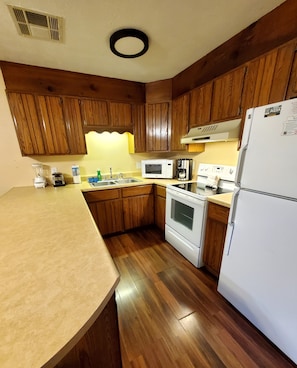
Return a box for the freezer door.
[237,99,297,199]
[218,189,297,364]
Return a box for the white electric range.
[165,163,236,267]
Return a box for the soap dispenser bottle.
[97,169,102,181]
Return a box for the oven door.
[165,186,207,246]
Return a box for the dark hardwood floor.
[104,226,296,368]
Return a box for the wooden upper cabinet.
[109,102,132,129]
[7,92,45,155]
[242,41,296,113]
[268,41,296,103]
[80,99,133,132]
[189,81,212,127]
[62,97,87,154]
[286,49,297,100]
[132,104,146,153]
[37,95,70,154]
[7,93,87,156]
[146,102,170,152]
[211,66,247,122]
[171,93,189,151]
[80,99,109,128]
[287,53,297,99]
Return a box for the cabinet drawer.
[207,202,229,224]
[122,185,153,197]
[83,189,121,203]
[155,185,166,198]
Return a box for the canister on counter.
[72,165,81,184]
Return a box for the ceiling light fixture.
[110,28,149,58]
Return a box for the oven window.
[145,164,161,174]
[171,199,194,230]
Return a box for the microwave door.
[146,164,161,175]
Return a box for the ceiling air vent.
[8,5,63,42]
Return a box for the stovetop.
[171,182,230,197]
[167,163,237,200]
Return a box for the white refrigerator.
[218,98,297,364]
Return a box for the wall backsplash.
[0,71,238,196]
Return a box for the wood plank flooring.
[104,226,296,368]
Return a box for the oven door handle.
[166,187,205,206]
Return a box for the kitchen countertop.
[0,185,120,368]
[207,192,233,208]
[0,178,232,367]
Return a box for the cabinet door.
[7,92,45,155]
[80,99,109,127]
[286,48,297,99]
[243,42,296,113]
[189,81,212,127]
[171,93,189,151]
[96,200,124,235]
[269,41,296,103]
[62,97,87,154]
[109,102,132,130]
[83,189,124,236]
[122,185,154,230]
[203,202,229,277]
[154,185,166,231]
[132,104,146,153]
[37,95,70,154]
[123,194,154,230]
[146,102,170,152]
[212,67,246,122]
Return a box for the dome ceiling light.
[109,28,149,58]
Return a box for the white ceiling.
[0,0,286,83]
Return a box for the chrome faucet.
[109,167,112,179]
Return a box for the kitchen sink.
[115,178,142,184]
[89,180,117,187]
[89,177,142,187]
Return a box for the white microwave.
[141,159,174,179]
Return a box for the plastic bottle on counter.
[97,169,102,181]
[72,165,81,184]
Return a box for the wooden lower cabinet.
[84,185,155,235]
[55,293,122,368]
[154,185,166,231]
[122,185,154,230]
[203,202,230,278]
[83,189,124,236]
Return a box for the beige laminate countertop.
[207,192,233,208]
[0,185,120,368]
[0,178,232,368]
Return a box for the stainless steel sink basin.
[90,180,117,187]
[89,177,142,187]
[115,178,142,184]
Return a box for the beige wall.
[0,70,239,196]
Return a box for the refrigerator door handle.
[235,108,253,186]
[229,186,239,224]
[224,223,234,256]
[235,145,247,185]
[224,187,240,255]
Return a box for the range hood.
[181,119,241,144]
